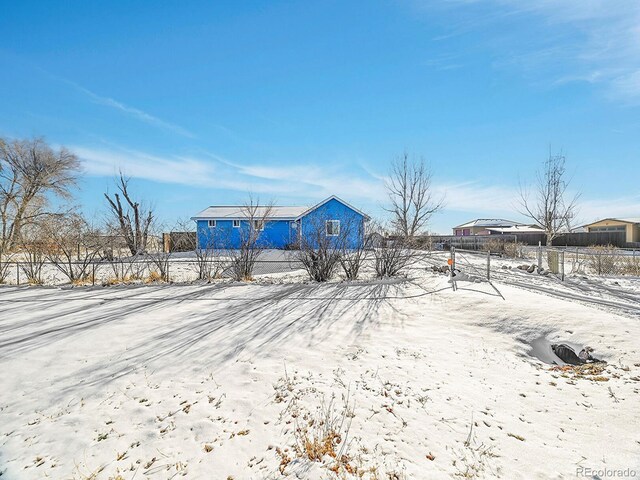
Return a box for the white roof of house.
[191,196,371,221]
[191,205,307,220]
[486,225,544,234]
[453,218,525,229]
[584,217,640,226]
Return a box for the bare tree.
[43,214,103,284]
[0,137,81,251]
[519,151,579,246]
[104,173,154,256]
[227,197,274,281]
[385,153,443,239]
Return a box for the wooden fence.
[426,231,627,250]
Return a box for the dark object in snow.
[431,265,450,274]
[526,265,536,274]
[551,344,604,365]
[551,344,583,365]
[578,346,604,363]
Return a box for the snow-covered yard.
[1,270,639,479]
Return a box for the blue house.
[191,196,369,250]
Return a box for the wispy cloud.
[413,0,640,103]
[47,73,195,137]
[73,144,385,204]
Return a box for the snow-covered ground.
[1,267,639,479]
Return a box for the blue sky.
[1,0,639,233]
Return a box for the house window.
[590,226,626,232]
[253,220,265,231]
[208,220,216,228]
[233,220,240,228]
[326,220,340,236]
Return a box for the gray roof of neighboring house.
[584,217,640,226]
[486,225,544,234]
[191,205,307,220]
[453,218,525,229]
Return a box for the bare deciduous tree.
[104,173,154,256]
[519,152,579,246]
[385,153,443,239]
[0,137,81,251]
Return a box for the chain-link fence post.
[16,262,20,285]
[560,250,565,281]
[487,250,491,281]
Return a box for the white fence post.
[537,241,542,270]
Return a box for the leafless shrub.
[296,215,344,282]
[194,241,225,281]
[503,242,526,259]
[144,229,171,282]
[481,239,526,258]
[586,245,621,276]
[145,251,170,282]
[226,197,273,281]
[18,236,46,284]
[337,217,370,281]
[105,254,147,284]
[175,220,225,281]
[620,254,640,276]
[43,214,103,284]
[373,226,413,278]
[0,246,11,283]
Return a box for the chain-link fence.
[448,244,640,284]
[0,256,312,286]
[0,250,441,287]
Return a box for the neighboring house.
[452,219,528,236]
[191,195,369,249]
[584,218,640,244]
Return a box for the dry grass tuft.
[146,271,164,283]
[291,393,358,476]
[549,363,608,381]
